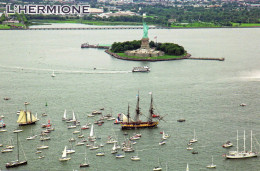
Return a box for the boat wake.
[0,64,131,74]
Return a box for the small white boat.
[96,152,105,156]
[132,66,150,72]
[206,156,216,168]
[0,129,7,132]
[78,134,84,138]
[73,130,80,134]
[67,125,76,129]
[1,148,13,153]
[13,129,23,133]
[51,70,56,77]
[37,145,49,150]
[159,141,166,145]
[35,151,42,154]
[87,114,95,117]
[59,146,71,161]
[240,103,246,106]
[131,155,140,161]
[38,156,45,159]
[76,142,85,146]
[222,141,233,148]
[116,154,125,158]
[187,146,193,150]
[189,129,198,143]
[153,167,162,171]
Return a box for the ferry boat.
[132,66,150,72]
[121,93,159,130]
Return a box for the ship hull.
[121,121,158,129]
[18,121,36,126]
[6,161,27,168]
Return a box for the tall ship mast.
[121,93,159,129]
[6,133,27,168]
[17,102,37,126]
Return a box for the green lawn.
[171,22,221,28]
[232,23,260,27]
[0,24,11,29]
[116,52,187,60]
[30,19,142,26]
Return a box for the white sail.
[64,109,67,119]
[122,113,134,122]
[90,124,94,137]
[62,146,67,158]
[72,111,76,121]
[186,163,189,171]
[112,143,117,151]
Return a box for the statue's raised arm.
[143,22,149,38]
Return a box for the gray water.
[0,25,260,171]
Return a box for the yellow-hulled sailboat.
[121,93,159,130]
[17,103,37,126]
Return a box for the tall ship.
[121,93,159,129]
[225,130,257,159]
[6,133,27,168]
[17,103,37,126]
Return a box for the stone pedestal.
[140,38,150,49]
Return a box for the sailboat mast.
[251,130,252,152]
[17,133,19,161]
[127,104,130,123]
[135,92,140,122]
[148,94,153,122]
[24,103,28,123]
[237,130,239,153]
[243,130,246,152]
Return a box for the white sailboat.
[186,163,189,171]
[131,149,140,161]
[80,149,89,167]
[111,142,118,154]
[88,124,95,140]
[189,129,197,143]
[225,130,257,159]
[26,128,37,140]
[51,70,56,77]
[59,146,71,161]
[35,113,39,121]
[206,156,216,168]
[62,109,67,121]
[66,111,76,123]
[153,158,162,171]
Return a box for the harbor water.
[0,24,260,170]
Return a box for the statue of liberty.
[143,22,149,38]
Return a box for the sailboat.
[88,124,95,140]
[206,156,216,168]
[80,149,89,167]
[189,129,197,143]
[121,93,159,129]
[59,146,71,161]
[17,103,37,126]
[62,109,67,121]
[111,142,118,154]
[26,128,37,140]
[131,148,140,161]
[51,70,56,77]
[0,117,6,128]
[6,133,27,168]
[66,111,76,123]
[186,163,189,171]
[225,130,257,159]
[153,158,162,170]
[35,113,40,121]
